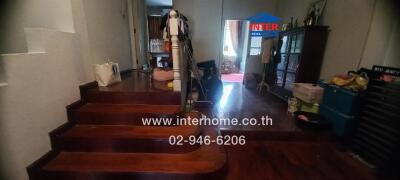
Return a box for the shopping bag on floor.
[94,61,121,86]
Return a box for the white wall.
[133,0,148,68]
[276,0,400,79]
[360,0,400,69]
[176,0,379,78]
[0,0,133,77]
[0,0,134,179]
[0,28,85,180]
[276,0,376,79]
[174,0,278,70]
[384,20,400,68]
[275,0,314,23]
[70,0,95,81]
[82,0,133,71]
[174,0,223,64]
[320,0,375,78]
[0,0,75,54]
[222,0,277,20]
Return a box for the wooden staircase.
[27,72,226,180]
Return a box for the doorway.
[221,20,250,83]
[146,2,173,69]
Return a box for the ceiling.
[146,0,172,7]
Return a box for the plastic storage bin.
[293,83,324,103]
[320,104,355,137]
[320,84,361,116]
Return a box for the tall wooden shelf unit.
[268,26,329,101]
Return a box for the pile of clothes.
[330,71,369,92]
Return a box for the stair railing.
[169,10,181,92]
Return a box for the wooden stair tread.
[42,151,221,173]
[70,103,183,125]
[85,91,181,105]
[60,125,200,139]
[51,124,202,153]
[42,129,225,174]
[77,103,181,114]
[85,73,181,105]
[94,74,174,93]
[29,72,226,179]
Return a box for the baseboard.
[26,150,60,180]
[49,122,74,151]
[79,81,98,101]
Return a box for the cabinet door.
[280,35,290,53]
[294,33,304,53]
[291,32,304,53]
[277,54,288,71]
[286,54,300,73]
[276,70,285,87]
[290,34,297,53]
[284,72,296,91]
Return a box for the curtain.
[229,21,243,72]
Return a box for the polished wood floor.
[226,141,376,180]
[211,82,379,179]
[213,82,295,131]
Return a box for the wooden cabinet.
[268,26,329,100]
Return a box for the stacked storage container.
[292,83,324,113]
[319,84,361,137]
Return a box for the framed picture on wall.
[305,0,327,25]
[313,0,327,19]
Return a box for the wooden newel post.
[169,10,181,92]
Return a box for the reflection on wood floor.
[207,81,378,180]
[213,82,295,131]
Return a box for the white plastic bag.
[94,61,121,86]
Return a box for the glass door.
[284,32,304,91]
[284,55,299,91]
[275,35,290,88]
